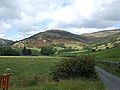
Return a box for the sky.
[0,0,120,40]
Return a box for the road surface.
[95,66,120,90]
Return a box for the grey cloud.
[54,18,117,29]
[0,7,20,20]
[0,0,21,20]
[93,0,120,21]
[0,0,18,9]
[54,0,120,29]
[80,19,118,28]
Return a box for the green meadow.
[0,56,104,90]
[0,47,120,90]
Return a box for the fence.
[97,61,120,69]
[0,75,9,90]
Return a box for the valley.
[0,29,120,90]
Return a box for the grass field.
[58,47,120,62]
[0,56,105,90]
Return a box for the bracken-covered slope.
[12,29,90,48]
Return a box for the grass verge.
[9,79,105,90]
[97,63,120,77]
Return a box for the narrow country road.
[95,66,120,90]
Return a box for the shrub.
[106,46,109,49]
[92,49,96,52]
[40,46,55,55]
[98,49,101,51]
[50,55,97,81]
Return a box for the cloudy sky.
[0,0,120,40]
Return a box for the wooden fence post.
[0,75,9,90]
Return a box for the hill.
[12,29,120,48]
[82,29,120,45]
[0,38,13,46]
[12,29,90,48]
[82,29,120,38]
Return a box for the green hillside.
[58,47,120,62]
[91,47,120,61]
[82,30,120,46]
[82,29,120,38]
[11,29,120,54]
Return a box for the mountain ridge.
[82,29,120,37]
[0,38,13,46]
[12,29,89,48]
[12,29,120,48]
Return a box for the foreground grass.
[0,56,105,90]
[9,79,104,90]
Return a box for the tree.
[98,49,101,51]
[27,49,32,55]
[0,46,20,56]
[106,46,109,49]
[40,46,55,55]
[22,46,27,55]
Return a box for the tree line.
[0,46,20,56]
[0,46,55,56]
